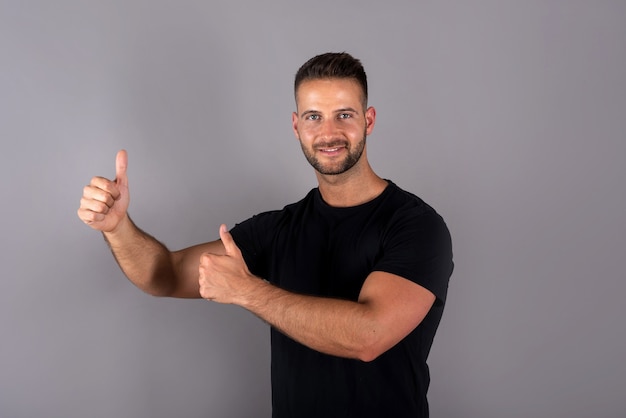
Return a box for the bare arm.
[103,215,225,298]
[200,225,436,362]
[77,150,223,298]
[243,271,434,362]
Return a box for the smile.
[316,143,347,153]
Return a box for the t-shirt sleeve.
[229,211,280,279]
[373,208,454,305]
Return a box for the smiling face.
[292,78,376,176]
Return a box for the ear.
[291,112,300,139]
[365,106,376,135]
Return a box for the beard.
[300,130,367,176]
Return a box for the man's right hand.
[77,149,130,233]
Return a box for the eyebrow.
[335,107,360,114]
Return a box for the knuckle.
[92,190,113,207]
[105,194,116,207]
[96,201,109,213]
[89,176,104,187]
[79,211,95,223]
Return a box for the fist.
[77,150,130,232]
[198,225,255,304]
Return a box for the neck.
[315,160,388,207]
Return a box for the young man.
[78,52,454,417]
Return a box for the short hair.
[294,52,368,108]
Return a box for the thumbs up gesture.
[77,150,130,233]
[198,225,256,304]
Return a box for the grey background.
[1,1,625,417]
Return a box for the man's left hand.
[198,224,256,304]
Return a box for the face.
[292,78,376,176]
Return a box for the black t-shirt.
[230,181,453,418]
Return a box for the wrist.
[103,214,133,242]
[237,277,275,311]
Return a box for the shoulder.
[375,183,454,302]
[382,182,445,226]
[380,182,452,252]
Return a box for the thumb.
[219,224,239,256]
[115,149,128,187]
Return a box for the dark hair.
[294,52,368,107]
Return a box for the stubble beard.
[300,130,367,176]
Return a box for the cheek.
[344,122,366,136]
[296,124,319,140]
[299,120,318,130]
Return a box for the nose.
[319,118,339,140]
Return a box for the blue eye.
[338,113,351,119]
[306,114,321,121]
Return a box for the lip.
[317,146,346,156]
[316,141,347,152]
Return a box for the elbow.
[357,346,386,363]
[144,287,172,298]
[357,350,380,363]
[139,280,177,298]
[355,331,388,363]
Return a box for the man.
[78,52,453,417]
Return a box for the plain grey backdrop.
[1,1,625,417]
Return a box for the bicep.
[358,271,436,355]
[169,240,226,298]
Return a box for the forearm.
[240,280,381,361]
[103,214,177,296]
[198,227,428,360]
